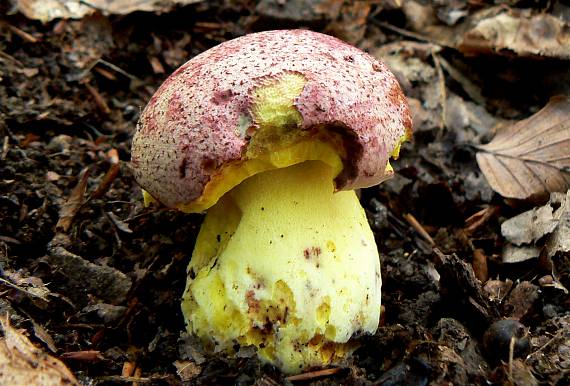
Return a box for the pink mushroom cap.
[131,29,412,210]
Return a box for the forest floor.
[0,1,569,385]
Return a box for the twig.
[94,66,118,81]
[370,20,433,43]
[6,24,39,43]
[508,336,515,379]
[94,375,170,383]
[1,136,8,160]
[0,50,24,67]
[403,213,436,246]
[0,277,44,299]
[61,350,103,361]
[0,235,20,244]
[285,367,343,381]
[91,163,120,199]
[97,59,139,82]
[85,82,111,114]
[148,56,165,74]
[464,206,500,235]
[437,55,486,105]
[526,329,566,359]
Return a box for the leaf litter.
[476,96,570,201]
[1,0,569,385]
[0,316,79,386]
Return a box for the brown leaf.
[500,191,570,263]
[30,319,57,353]
[476,97,570,201]
[17,0,202,22]
[0,316,79,385]
[459,10,570,60]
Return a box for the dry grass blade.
[476,96,570,201]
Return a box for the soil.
[0,1,569,385]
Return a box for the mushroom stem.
[182,160,381,373]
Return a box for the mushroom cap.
[131,29,412,210]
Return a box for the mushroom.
[131,30,412,373]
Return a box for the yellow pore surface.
[182,161,382,373]
[176,73,345,213]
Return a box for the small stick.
[97,59,139,82]
[91,163,120,200]
[122,361,136,377]
[403,213,436,246]
[285,367,343,381]
[6,24,39,43]
[527,329,565,358]
[1,136,8,160]
[508,336,515,379]
[85,83,111,114]
[95,375,169,384]
[94,66,118,81]
[464,206,499,235]
[371,20,432,43]
[148,56,165,74]
[61,350,103,361]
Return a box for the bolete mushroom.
[131,29,412,373]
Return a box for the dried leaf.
[56,168,90,233]
[545,193,570,257]
[505,281,540,319]
[17,0,202,22]
[0,271,52,309]
[502,244,540,264]
[0,316,79,385]
[476,97,570,201]
[500,191,570,263]
[501,197,561,246]
[30,319,57,353]
[459,10,570,59]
